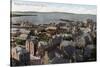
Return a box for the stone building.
[25,36,38,56]
[11,46,30,65]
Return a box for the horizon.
[12,11,96,16]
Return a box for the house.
[63,45,76,61]
[60,40,75,49]
[20,29,30,34]
[11,37,16,47]
[42,51,49,64]
[75,36,86,48]
[10,58,20,66]
[83,44,96,61]
[45,26,57,37]
[38,41,47,47]
[25,38,38,56]
[29,54,42,65]
[11,46,30,65]
[51,56,69,64]
[11,28,20,37]
[18,33,28,40]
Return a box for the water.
[11,12,96,25]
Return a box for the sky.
[12,0,97,15]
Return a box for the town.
[10,18,96,66]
